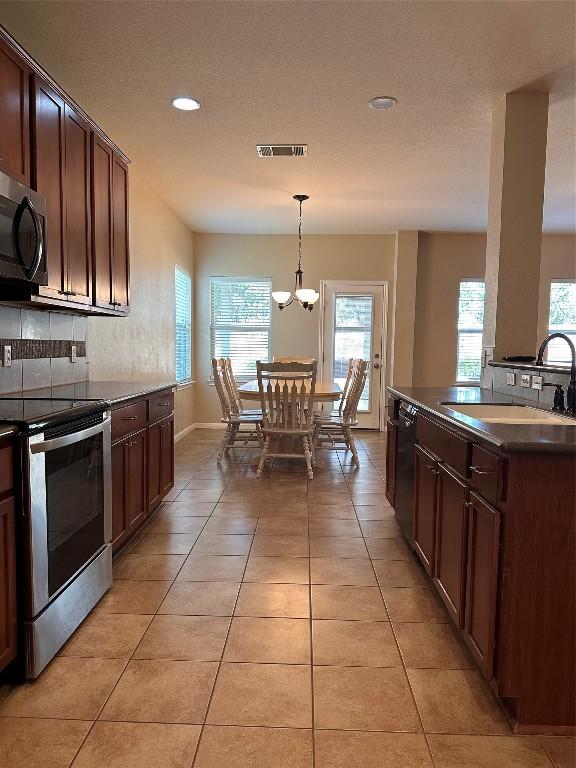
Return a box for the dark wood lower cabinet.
[464,491,500,679]
[385,418,397,505]
[0,496,17,672]
[434,464,468,627]
[413,444,438,575]
[111,392,175,554]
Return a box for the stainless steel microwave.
[0,170,47,285]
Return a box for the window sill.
[177,380,196,391]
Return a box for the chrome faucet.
[535,333,576,416]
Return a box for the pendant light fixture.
[272,194,320,312]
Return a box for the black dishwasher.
[394,403,417,545]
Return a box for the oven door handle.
[30,414,111,454]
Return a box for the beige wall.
[87,169,195,436]
[193,233,396,423]
[413,232,576,387]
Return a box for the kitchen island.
[386,385,575,735]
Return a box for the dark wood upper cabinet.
[91,134,114,309]
[464,491,501,679]
[413,443,438,575]
[0,28,130,315]
[32,78,92,305]
[91,138,129,312]
[434,464,469,627]
[111,154,129,311]
[63,104,92,304]
[31,75,66,299]
[0,36,29,184]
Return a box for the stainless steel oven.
[22,409,112,678]
[0,170,47,285]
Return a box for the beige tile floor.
[0,429,574,768]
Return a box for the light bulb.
[295,288,317,303]
[272,291,291,304]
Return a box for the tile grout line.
[307,475,317,768]
[347,442,441,767]
[67,443,230,768]
[189,467,263,768]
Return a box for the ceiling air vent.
[256,144,308,158]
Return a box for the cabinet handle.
[157,402,170,407]
[123,416,137,421]
[470,465,496,475]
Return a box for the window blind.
[547,281,576,365]
[175,266,192,383]
[210,277,272,381]
[456,280,485,382]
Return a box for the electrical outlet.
[531,375,543,391]
[520,374,531,388]
[2,345,11,368]
[506,372,516,386]
[70,344,77,363]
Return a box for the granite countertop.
[0,424,20,440]
[387,385,576,453]
[0,380,176,406]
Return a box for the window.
[210,277,272,381]
[333,294,373,411]
[547,281,576,365]
[175,266,192,383]
[456,280,485,382]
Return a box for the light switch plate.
[520,374,531,388]
[531,375,543,391]
[70,344,77,363]
[506,372,516,386]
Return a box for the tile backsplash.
[0,306,88,393]
[490,362,572,409]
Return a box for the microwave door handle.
[13,196,43,280]
[30,414,111,454]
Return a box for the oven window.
[45,432,105,596]
[0,196,20,264]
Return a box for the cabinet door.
[413,444,438,574]
[0,496,17,671]
[111,439,128,551]
[385,419,397,506]
[111,154,129,311]
[160,415,174,496]
[147,421,163,511]
[0,38,29,184]
[434,465,468,627]
[32,75,67,299]
[63,104,91,304]
[91,134,113,309]
[126,431,147,531]
[464,491,501,679]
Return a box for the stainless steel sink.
[441,403,576,425]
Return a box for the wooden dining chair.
[256,360,318,479]
[314,359,368,467]
[212,358,263,463]
[218,357,262,417]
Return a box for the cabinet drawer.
[112,400,147,442]
[469,445,506,506]
[148,390,174,423]
[0,442,13,496]
[416,413,470,477]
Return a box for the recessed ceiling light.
[368,96,398,110]
[171,96,201,111]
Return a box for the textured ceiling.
[0,0,574,233]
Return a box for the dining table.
[238,379,342,404]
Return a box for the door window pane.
[333,294,373,411]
